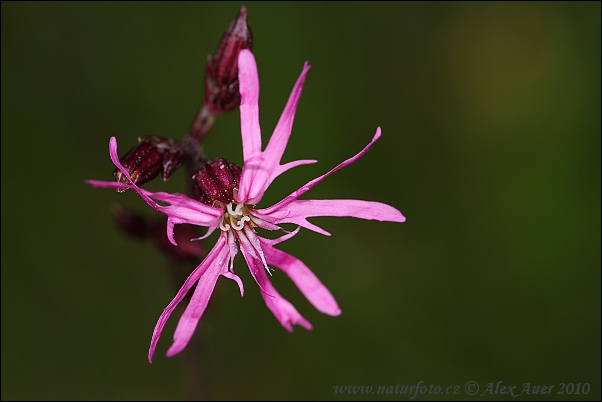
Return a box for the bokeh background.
[2,2,600,400]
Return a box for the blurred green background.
[2,2,600,400]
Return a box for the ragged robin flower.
[86,49,406,363]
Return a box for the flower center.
[219,202,273,278]
[220,202,253,231]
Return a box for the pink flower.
[86,49,405,363]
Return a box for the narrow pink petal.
[109,136,129,176]
[264,62,311,165]
[260,199,406,235]
[275,159,317,178]
[222,271,244,296]
[260,237,341,316]
[238,62,312,204]
[85,179,130,190]
[147,190,223,219]
[148,236,228,363]
[158,202,221,228]
[165,242,231,358]
[247,210,283,231]
[236,154,262,204]
[261,127,383,214]
[240,244,312,331]
[87,179,221,246]
[237,59,314,205]
[166,217,178,246]
[166,216,220,246]
[267,226,301,246]
[238,49,262,174]
[237,157,318,205]
[249,158,317,205]
[88,174,219,222]
[165,261,224,358]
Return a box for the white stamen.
[219,202,273,276]
[232,215,251,230]
[232,215,249,231]
[233,202,244,216]
[227,202,237,217]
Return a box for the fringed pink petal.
[237,49,262,200]
[222,271,244,297]
[260,127,383,215]
[165,257,226,357]
[266,226,301,246]
[85,179,130,190]
[240,243,312,331]
[148,235,228,363]
[237,56,313,205]
[258,198,406,236]
[260,237,341,316]
[240,63,312,205]
[238,49,262,158]
[265,61,311,166]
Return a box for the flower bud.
[192,158,242,207]
[204,6,253,115]
[114,136,185,187]
[114,136,167,187]
[111,204,151,238]
[160,144,186,181]
[112,204,204,262]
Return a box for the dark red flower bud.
[114,136,168,187]
[111,204,151,238]
[114,136,186,188]
[112,204,204,262]
[160,144,186,181]
[204,6,253,115]
[192,158,242,207]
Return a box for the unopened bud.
[114,136,167,187]
[112,204,204,262]
[160,144,186,181]
[114,136,186,188]
[111,204,151,238]
[204,6,253,115]
[192,158,242,207]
